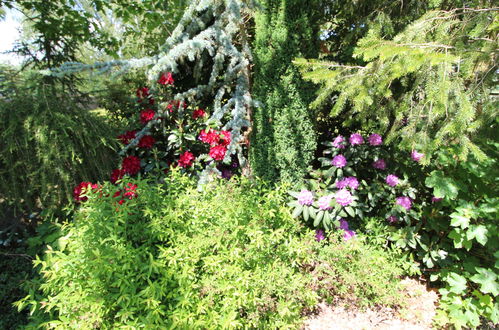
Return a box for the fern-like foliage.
[296,8,498,162]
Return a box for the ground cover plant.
[17,172,408,328]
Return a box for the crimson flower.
[192,108,206,119]
[219,130,231,147]
[118,130,136,145]
[110,169,125,184]
[209,145,227,161]
[73,182,99,202]
[178,151,195,168]
[158,72,174,85]
[123,183,138,199]
[140,109,156,124]
[136,87,149,100]
[199,129,220,146]
[122,156,141,175]
[138,135,156,149]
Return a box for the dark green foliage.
[0,67,119,217]
[17,172,407,328]
[250,0,321,183]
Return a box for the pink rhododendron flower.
[209,145,227,161]
[343,229,356,241]
[387,215,398,224]
[368,133,383,146]
[339,219,349,230]
[386,174,399,187]
[396,196,412,211]
[192,108,206,119]
[138,135,156,149]
[178,151,195,168]
[411,150,424,162]
[335,189,353,206]
[317,195,333,210]
[140,109,156,124]
[349,133,364,145]
[158,72,174,85]
[336,177,359,190]
[331,155,347,168]
[298,189,314,206]
[432,197,443,203]
[315,229,325,242]
[372,159,387,170]
[122,156,141,175]
[332,135,346,149]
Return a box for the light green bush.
[18,172,406,328]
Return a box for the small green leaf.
[303,206,310,221]
[314,211,324,227]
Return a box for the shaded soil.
[303,278,439,330]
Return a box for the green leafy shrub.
[18,172,407,328]
[0,67,119,217]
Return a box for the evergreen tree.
[250,0,321,183]
[296,5,498,161]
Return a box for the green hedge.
[250,0,321,184]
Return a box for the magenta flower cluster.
[372,159,386,170]
[335,189,353,206]
[332,135,346,149]
[332,155,347,168]
[336,176,359,190]
[317,195,333,211]
[411,150,424,162]
[385,174,399,187]
[349,133,364,145]
[298,189,314,206]
[368,133,383,146]
[339,219,356,241]
[396,196,412,210]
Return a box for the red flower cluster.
[199,129,220,146]
[113,183,138,205]
[73,182,99,202]
[140,109,156,124]
[209,145,226,161]
[138,135,156,149]
[118,130,136,145]
[158,72,174,85]
[122,156,141,175]
[199,129,231,161]
[166,100,187,113]
[192,108,206,119]
[178,151,195,168]
[136,87,149,99]
[110,169,125,184]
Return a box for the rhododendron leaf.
[345,206,355,217]
[470,268,498,296]
[339,210,347,217]
[309,207,317,220]
[292,205,302,218]
[303,207,309,221]
[336,168,343,177]
[289,191,300,199]
[314,211,323,227]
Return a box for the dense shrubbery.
[288,129,498,327]
[0,67,119,219]
[17,172,407,328]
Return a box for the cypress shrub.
[250,0,321,183]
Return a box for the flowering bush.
[288,132,429,239]
[108,72,241,186]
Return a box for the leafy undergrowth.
[17,172,408,328]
